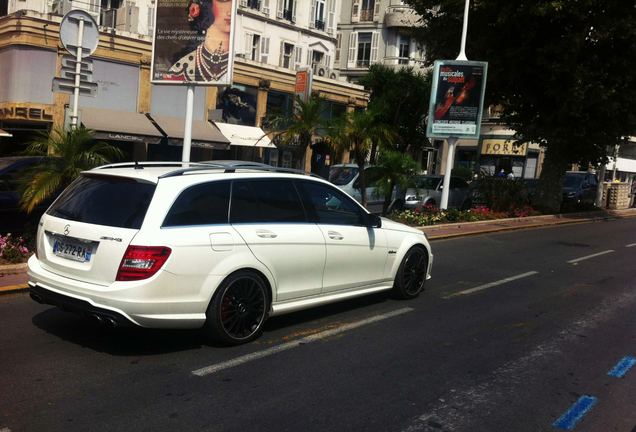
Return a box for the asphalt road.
[2,218,636,432]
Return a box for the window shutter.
[244,33,252,58]
[239,0,247,6]
[262,0,270,15]
[295,46,302,70]
[261,36,270,64]
[325,54,331,68]
[307,49,313,67]
[373,0,381,21]
[276,0,283,19]
[326,0,335,34]
[279,40,285,67]
[292,0,297,22]
[147,7,154,36]
[351,0,360,23]
[335,33,342,63]
[347,32,357,68]
[309,0,316,28]
[370,31,379,64]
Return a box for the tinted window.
[329,166,358,185]
[47,176,156,229]
[416,176,442,189]
[450,177,468,189]
[298,181,362,226]
[249,180,306,223]
[563,175,584,188]
[163,181,230,227]
[230,181,261,223]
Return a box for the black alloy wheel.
[392,246,428,300]
[203,270,269,345]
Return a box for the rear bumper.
[29,284,135,327]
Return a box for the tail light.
[116,246,172,282]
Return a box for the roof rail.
[92,160,323,179]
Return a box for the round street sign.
[59,10,99,58]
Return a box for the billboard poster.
[150,0,237,85]
[427,60,488,140]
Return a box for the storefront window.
[216,85,258,126]
[265,91,294,124]
[457,150,477,174]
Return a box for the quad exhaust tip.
[29,291,44,304]
[91,313,118,328]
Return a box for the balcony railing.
[314,19,325,31]
[356,59,370,68]
[247,0,260,11]
[360,8,373,21]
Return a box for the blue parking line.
[607,356,636,378]
[553,396,597,430]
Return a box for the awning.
[0,128,12,137]
[80,107,164,144]
[149,115,230,150]
[213,122,276,148]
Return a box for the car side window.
[450,177,463,189]
[353,167,381,189]
[163,181,231,227]
[298,181,363,226]
[230,181,262,223]
[248,180,307,223]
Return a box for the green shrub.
[473,177,531,212]
[451,167,473,182]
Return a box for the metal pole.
[182,84,195,162]
[594,163,606,208]
[457,0,470,61]
[440,137,457,209]
[71,17,85,128]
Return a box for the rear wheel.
[461,199,472,210]
[425,200,436,207]
[392,246,428,300]
[202,270,269,345]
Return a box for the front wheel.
[202,270,269,345]
[392,246,428,300]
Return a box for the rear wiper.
[55,208,82,221]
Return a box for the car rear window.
[163,181,230,227]
[47,176,156,229]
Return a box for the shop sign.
[427,60,488,140]
[481,139,527,156]
[0,106,54,121]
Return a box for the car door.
[297,181,388,294]
[450,177,469,208]
[230,179,326,301]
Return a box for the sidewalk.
[2,208,635,295]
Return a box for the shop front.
[476,132,540,179]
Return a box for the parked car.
[0,156,47,233]
[522,178,539,203]
[27,161,433,345]
[329,164,402,213]
[403,175,472,210]
[562,171,598,204]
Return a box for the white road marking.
[192,307,415,377]
[444,271,539,299]
[626,243,636,248]
[567,250,614,263]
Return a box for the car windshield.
[0,159,16,171]
[329,167,359,185]
[563,175,584,188]
[416,177,442,190]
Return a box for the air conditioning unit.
[50,0,71,16]
[313,63,329,78]
[116,5,139,33]
[328,69,340,80]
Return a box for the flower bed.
[0,233,33,265]
[387,205,540,227]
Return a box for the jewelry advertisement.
[150,0,237,85]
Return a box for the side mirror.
[364,213,382,229]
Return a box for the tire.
[425,200,436,207]
[392,246,428,300]
[202,270,269,346]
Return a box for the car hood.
[380,217,425,235]
[562,187,579,193]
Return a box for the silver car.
[329,164,401,213]
[402,175,472,210]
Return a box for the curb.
[0,263,28,276]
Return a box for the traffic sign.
[59,10,99,58]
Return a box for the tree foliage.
[372,150,421,214]
[19,126,123,213]
[358,64,432,162]
[408,0,636,211]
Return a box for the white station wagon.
[28,162,433,345]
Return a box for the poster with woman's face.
[150,0,237,86]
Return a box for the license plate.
[53,238,92,262]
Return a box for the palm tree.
[327,108,396,208]
[266,93,331,169]
[19,126,123,213]
[372,150,421,214]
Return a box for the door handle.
[328,230,344,240]
[256,229,278,239]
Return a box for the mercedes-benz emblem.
[64,225,70,236]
